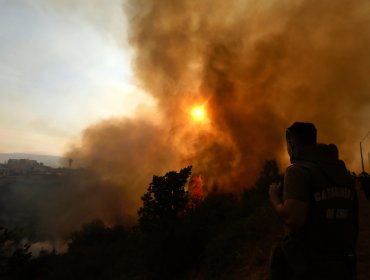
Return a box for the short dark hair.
[286,122,317,146]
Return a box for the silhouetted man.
[359,172,370,200]
[269,122,358,280]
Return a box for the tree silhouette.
[138,166,192,233]
[0,226,32,279]
[138,166,192,277]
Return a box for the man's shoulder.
[286,162,313,176]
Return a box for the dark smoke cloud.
[64,117,183,219]
[127,0,370,167]
[62,0,370,227]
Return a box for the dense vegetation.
[0,160,283,279]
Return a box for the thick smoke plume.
[64,0,370,226]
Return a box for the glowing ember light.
[191,105,206,121]
[188,175,205,208]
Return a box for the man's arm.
[269,182,308,232]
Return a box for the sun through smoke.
[190,105,207,122]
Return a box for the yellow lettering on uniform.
[336,209,348,219]
[326,208,335,219]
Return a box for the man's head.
[286,122,317,162]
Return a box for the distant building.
[0,159,68,176]
[7,159,41,175]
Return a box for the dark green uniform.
[282,144,358,280]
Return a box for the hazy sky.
[0,0,152,155]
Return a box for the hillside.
[0,164,369,279]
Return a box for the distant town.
[0,158,72,177]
